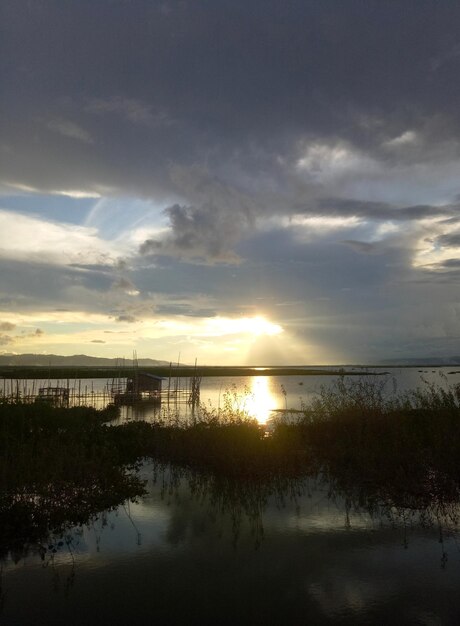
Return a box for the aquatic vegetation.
[0,402,146,560]
[4,376,460,561]
[276,375,460,514]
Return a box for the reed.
[4,376,460,559]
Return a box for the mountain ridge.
[0,353,170,367]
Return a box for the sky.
[2,1,460,365]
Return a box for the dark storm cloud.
[111,277,138,292]
[3,0,460,202]
[140,202,247,263]
[3,1,460,361]
[2,1,460,274]
[436,233,460,247]
[341,241,380,255]
[237,225,410,294]
[434,259,460,269]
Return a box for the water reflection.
[240,376,278,424]
[121,376,280,425]
[3,461,460,625]
[21,368,460,426]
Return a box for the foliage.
[285,374,460,506]
[0,403,146,560]
[4,376,460,560]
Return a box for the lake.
[4,366,460,424]
[2,366,460,624]
[2,461,460,625]
[120,366,460,424]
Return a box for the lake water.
[2,461,460,625]
[121,366,460,424]
[3,366,460,624]
[5,366,460,424]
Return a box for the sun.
[202,315,283,338]
[236,315,283,337]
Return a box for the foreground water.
[3,461,460,625]
[3,367,460,624]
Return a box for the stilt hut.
[114,371,165,404]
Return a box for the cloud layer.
[1,1,460,362]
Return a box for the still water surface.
[3,461,460,625]
[7,366,460,424]
[3,367,460,624]
[123,366,460,424]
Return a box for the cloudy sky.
[2,1,460,364]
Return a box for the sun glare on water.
[242,376,277,425]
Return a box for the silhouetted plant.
[4,376,460,563]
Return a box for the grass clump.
[0,402,146,560]
[284,375,460,505]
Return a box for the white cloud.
[150,315,283,339]
[0,209,121,265]
[289,215,362,231]
[1,181,103,199]
[373,221,401,239]
[383,130,418,149]
[296,142,379,182]
[50,189,102,199]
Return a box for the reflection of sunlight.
[243,376,276,425]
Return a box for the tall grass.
[4,376,460,558]
[279,374,460,507]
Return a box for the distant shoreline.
[0,365,390,379]
[1,363,458,380]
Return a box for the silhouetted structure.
[37,386,70,407]
[113,371,164,404]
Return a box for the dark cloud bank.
[2,1,460,361]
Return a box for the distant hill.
[0,353,170,367]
